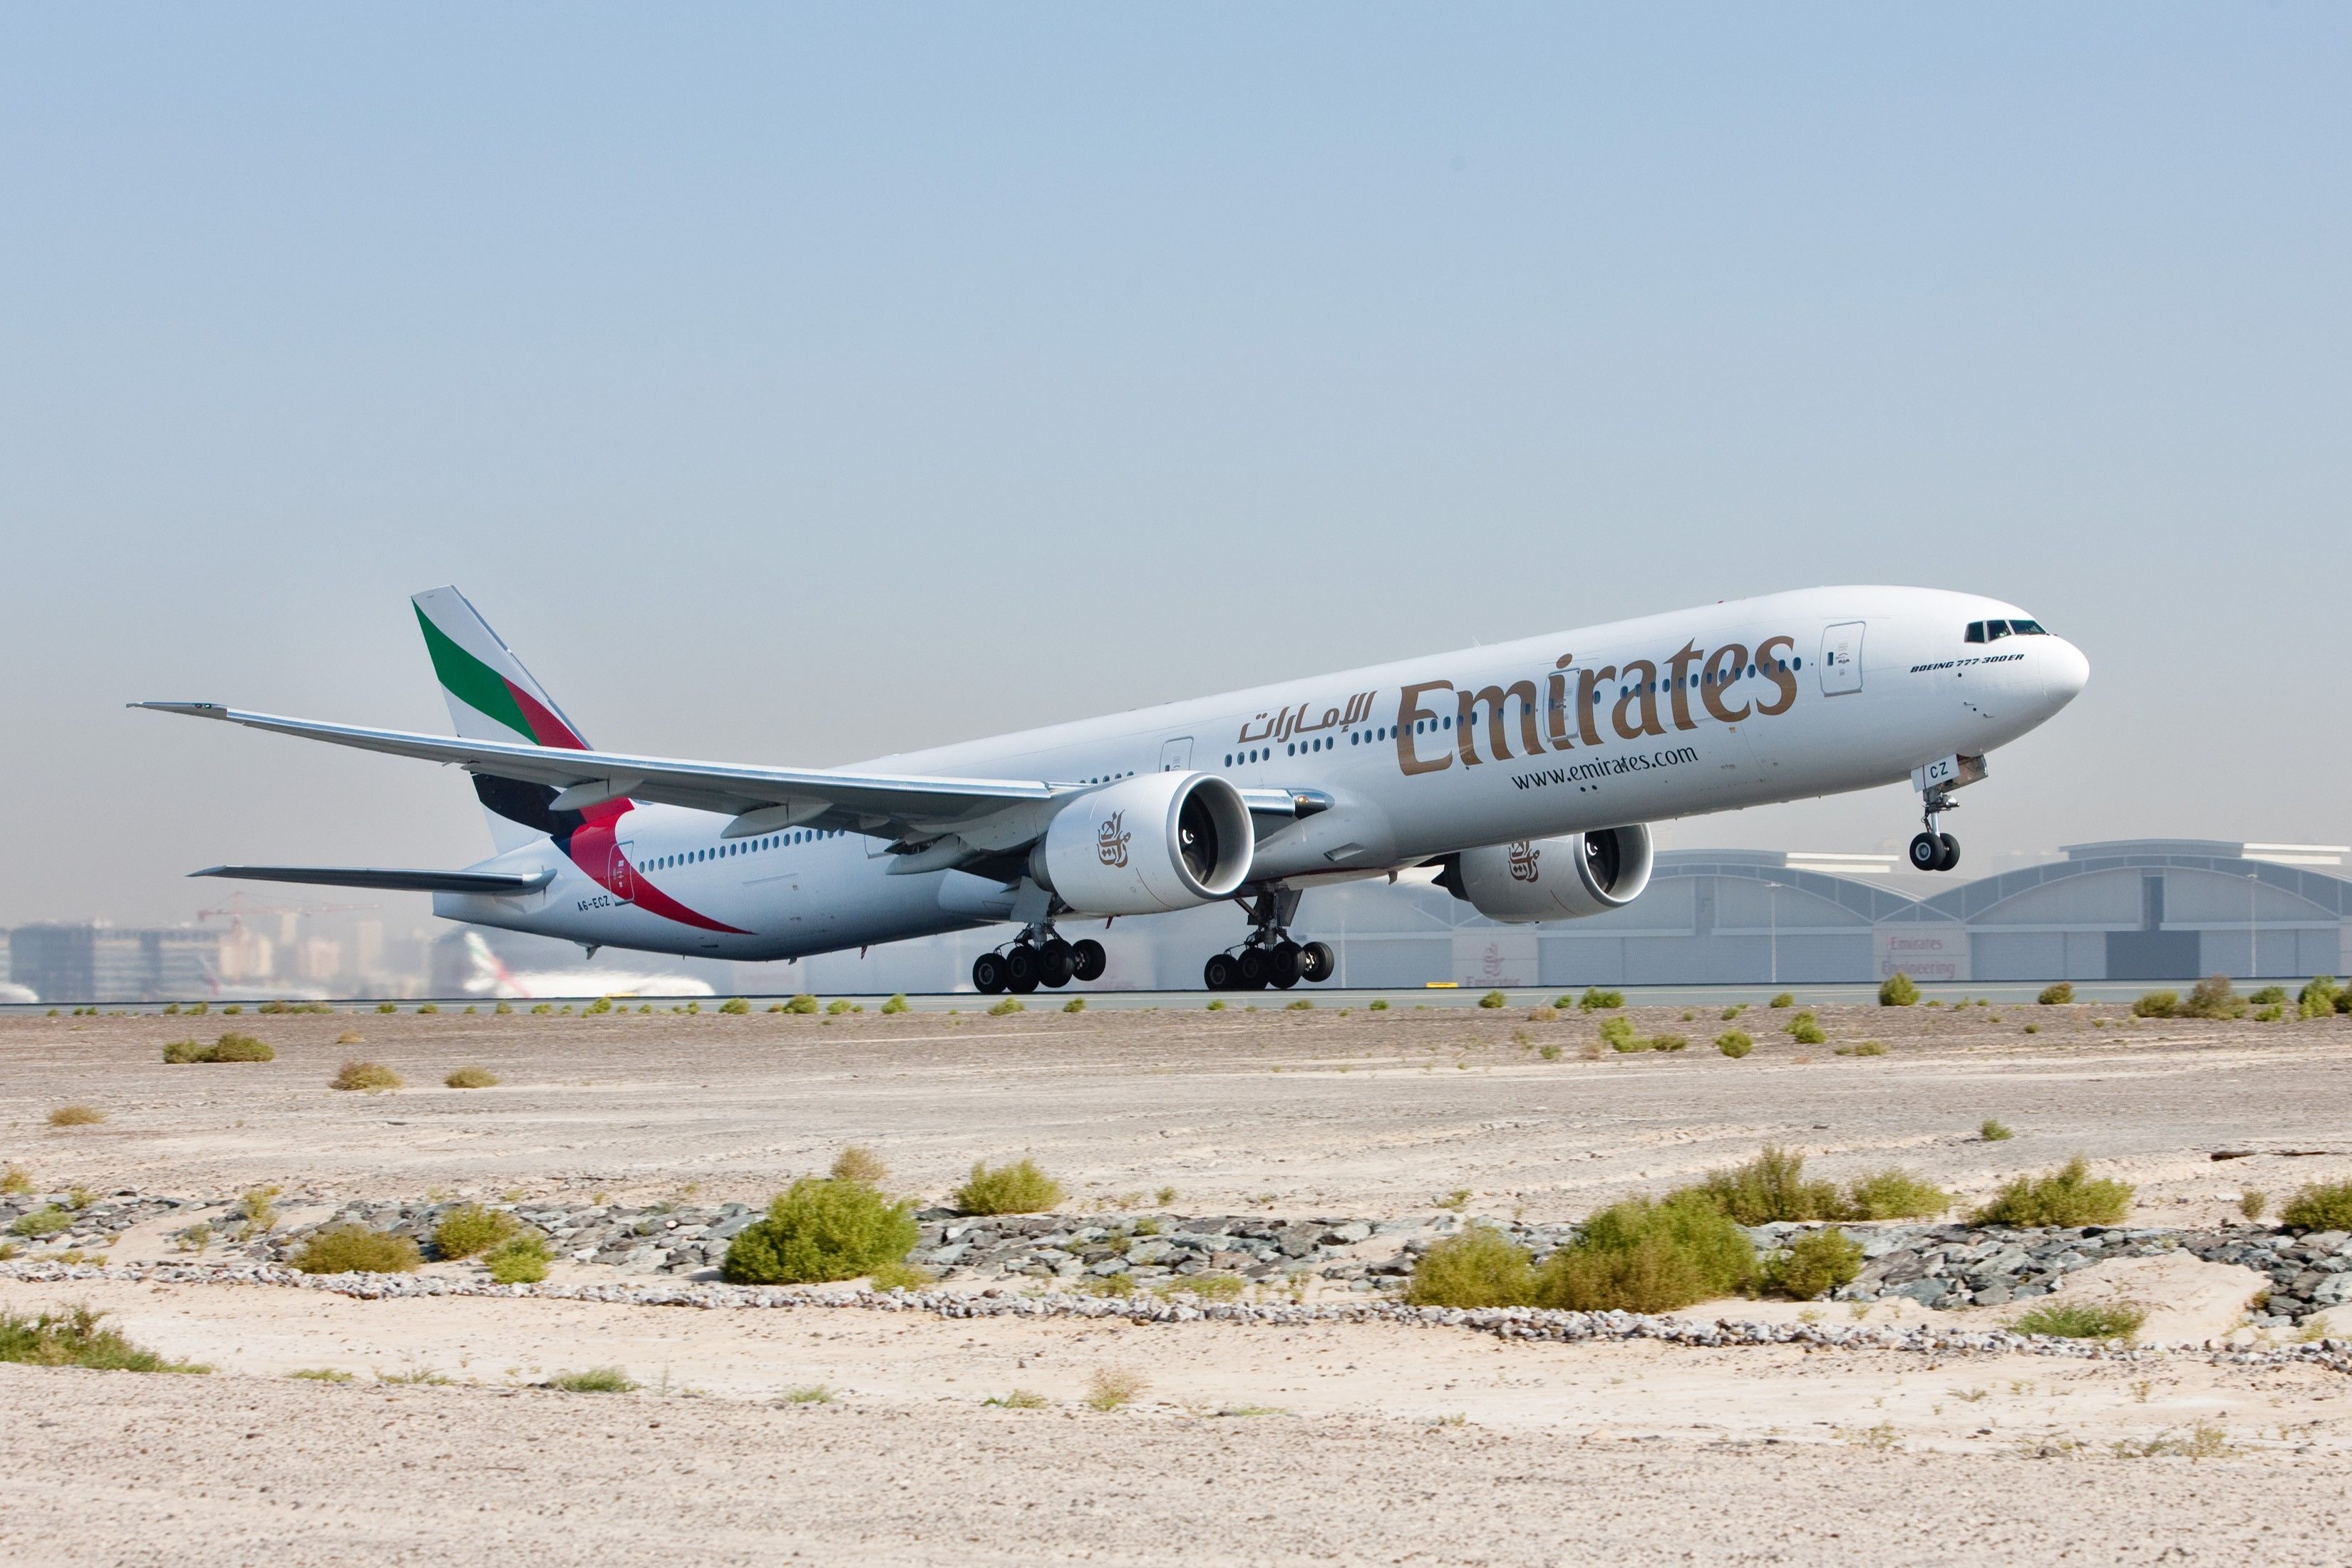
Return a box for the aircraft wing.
[134,701,1058,834]
[192,865,559,895]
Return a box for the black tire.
[1004,944,1041,994]
[1235,947,1269,989]
[1203,953,1237,991]
[1071,939,1107,983]
[1268,942,1303,989]
[972,952,1008,995]
[1299,940,1336,983]
[1038,939,1075,988]
[1936,832,1961,872]
[1909,832,1942,871]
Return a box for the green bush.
[1535,1194,1755,1313]
[1788,1021,1827,1045]
[783,994,820,1014]
[1598,1016,1636,1051]
[718,997,751,1014]
[161,1039,200,1063]
[484,1233,552,1284]
[1066,997,1089,1013]
[880,994,909,1014]
[2181,975,2247,1020]
[1761,1227,1863,1299]
[1768,992,1795,1009]
[430,1205,519,1260]
[1648,1034,1688,1052]
[1844,1169,1953,1219]
[1478,990,1508,1009]
[1577,986,1625,1011]
[1877,972,1919,1006]
[954,1158,1063,1215]
[165,1032,274,1063]
[1835,1040,1889,1057]
[1691,1146,1842,1224]
[986,998,1024,1016]
[2297,976,2341,1018]
[11,1207,71,1238]
[289,1224,423,1275]
[1715,1030,1753,1058]
[583,996,612,1014]
[0,1306,207,1373]
[2037,982,2075,1005]
[1403,1225,1535,1307]
[2131,991,2177,1018]
[1971,1157,2132,1227]
[2011,1301,2145,1341]
[1979,1118,2014,1141]
[720,1177,919,1284]
[550,1366,636,1393]
[2278,1180,2352,1232]
[330,1060,402,1091]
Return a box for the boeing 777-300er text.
[137,585,2087,994]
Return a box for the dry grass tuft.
[1085,1366,1148,1411]
[330,1060,402,1092]
[443,1066,498,1088]
[289,1224,422,1275]
[46,1105,104,1127]
[0,1305,208,1373]
[830,1145,889,1185]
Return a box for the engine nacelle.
[1450,825,1654,923]
[1031,771,1254,916]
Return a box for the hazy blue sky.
[4,5,2347,927]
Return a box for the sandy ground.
[6,1004,2352,1562]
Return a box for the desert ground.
[4,994,2351,1563]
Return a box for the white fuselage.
[436,587,2087,961]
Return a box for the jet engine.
[1031,771,1254,916]
[1445,825,1654,923]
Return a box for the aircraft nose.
[2044,638,2090,706]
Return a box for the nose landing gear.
[1908,788,1961,872]
[1203,889,1337,991]
[973,925,1108,995]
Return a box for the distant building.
[7,924,222,1004]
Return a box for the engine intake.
[1448,825,1654,923]
[1031,772,1254,916]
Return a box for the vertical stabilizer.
[411,587,602,852]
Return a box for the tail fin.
[412,587,599,852]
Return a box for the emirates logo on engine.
[1507,840,1540,882]
[1096,811,1131,869]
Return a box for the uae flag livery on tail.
[411,587,746,933]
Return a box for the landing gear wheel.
[1267,941,1303,989]
[972,951,1009,995]
[1235,947,1269,989]
[1003,944,1041,994]
[1037,939,1076,988]
[1299,940,1336,984]
[1936,832,1961,872]
[1909,832,1943,872]
[1071,939,1107,983]
[1203,953,1239,991]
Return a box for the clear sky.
[4,5,2347,927]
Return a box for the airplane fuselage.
[435,586,2088,963]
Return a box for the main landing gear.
[1203,889,1336,991]
[1908,788,1962,872]
[972,925,1107,996]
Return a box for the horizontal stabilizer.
[190,865,557,896]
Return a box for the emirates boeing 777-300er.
[138,585,2087,994]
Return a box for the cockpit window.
[1986,619,2012,640]
[2009,619,2046,635]
[1964,621,1985,644]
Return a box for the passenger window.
[1965,621,1984,643]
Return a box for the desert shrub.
[551,1366,636,1393]
[2012,1301,2145,1341]
[954,1158,1063,1215]
[47,1105,104,1127]
[1068,998,1090,1013]
[2181,975,2247,1020]
[1878,972,1919,1006]
[0,1306,207,1373]
[579,996,611,1015]
[1085,1366,1147,1411]
[287,1367,355,1381]
[784,1383,835,1403]
[1476,989,1507,1009]
[782,994,820,1014]
[330,1060,402,1092]
[2239,1190,2268,1221]
[2247,984,2286,1006]
[530,1003,552,1015]
[1761,1227,1863,1299]
[11,1207,71,1237]
[416,1004,439,1015]
[1788,1020,1827,1045]
[2278,1180,2352,1232]
[1155,1273,1246,1301]
[830,1145,889,1185]
[1768,992,1794,1009]
[1650,1034,1688,1052]
[1715,1031,1753,1058]
[1835,1040,1889,1056]
[431,1205,519,1259]
[444,1066,497,1088]
[1402,1224,1536,1308]
[2297,976,2341,1018]
[720,1177,919,1284]
[0,1165,30,1196]
[1577,987,1625,1011]
[825,999,854,1015]
[241,1185,280,1230]
[1538,1043,1562,1061]
[986,998,1024,1016]
[2037,982,2075,1005]
[1844,1169,1953,1219]
[866,1259,933,1292]
[162,1039,200,1063]
[718,997,751,1014]
[208,1032,274,1061]
[1971,1157,2132,1227]
[289,1224,423,1274]
[880,993,909,1014]
[2131,991,2177,1018]
[1979,1118,2014,1141]
[2254,1002,2286,1022]
[376,1001,397,1013]
[1692,1146,1842,1224]
[483,1233,552,1283]
[1598,1016,1636,1051]
[1535,1194,1755,1313]
[1368,999,1388,1010]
